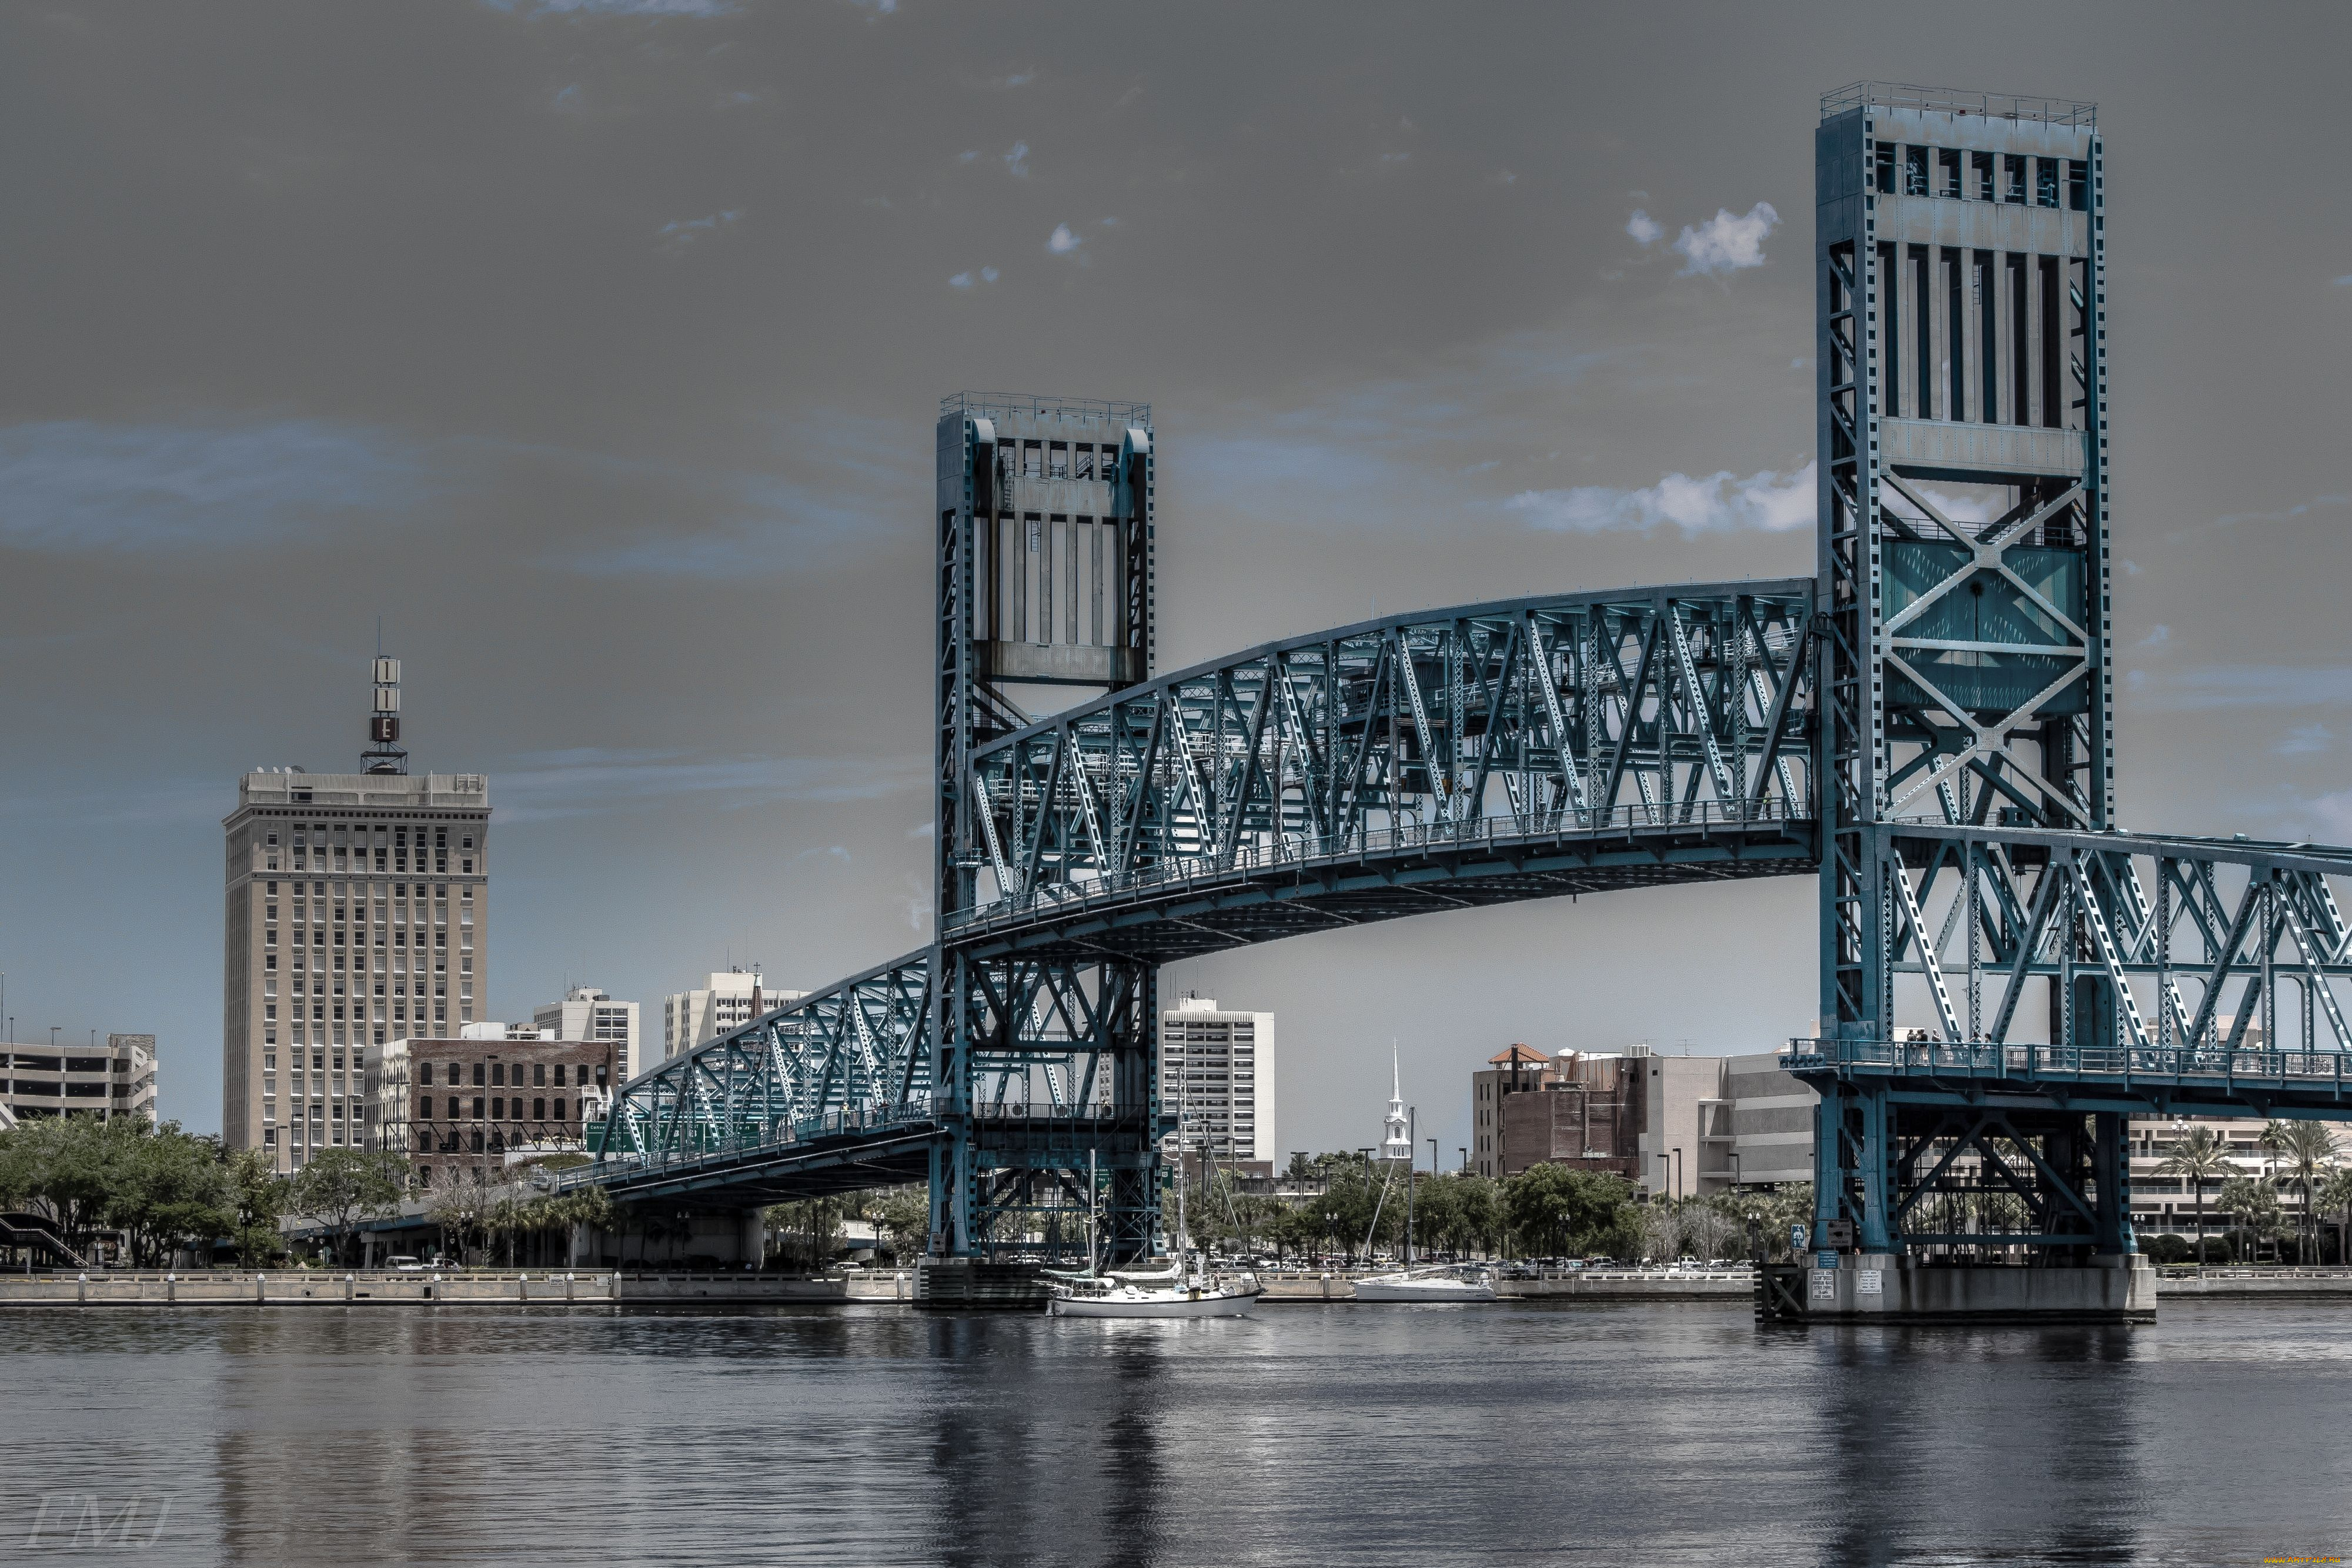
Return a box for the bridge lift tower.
[1806,85,2126,1280]
[933,393,1164,1260]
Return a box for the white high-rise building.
[662,969,804,1062]
[1158,995,1275,1165]
[533,987,642,1081]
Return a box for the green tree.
[2317,1166,2352,1267]
[108,1124,233,1268]
[552,1185,616,1268]
[1453,1175,1504,1258]
[2216,1175,2281,1264]
[1408,1172,1463,1259]
[288,1149,408,1266]
[429,1167,490,1265]
[2262,1121,2337,1262]
[0,1114,123,1252]
[225,1148,290,1267]
[2158,1128,2236,1263]
[1504,1165,1633,1258]
[872,1186,931,1261]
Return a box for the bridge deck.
[1789,1038,2352,1118]
[949,803,1818,961]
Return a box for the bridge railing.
[1788,1036,2352,1088]
[947,796,1800,933]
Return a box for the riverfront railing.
[947,797,1803,934]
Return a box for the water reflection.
[0,1302,2345,1566]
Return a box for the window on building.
[472,1063,485,1086]
[490,1063,504,1086]
[553,1097,567,1122]
[472,1096,485,1119]
[533,1063,546,1087]
[491,1096,504,1119]
[532,1098,545,1120]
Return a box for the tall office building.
[533,987,641,1081]
[662,969,802,1062]
[222,659,490,1170]
[1157,995,1275,1166]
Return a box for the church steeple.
[1381,1044,1412,1162]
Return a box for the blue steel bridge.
[583,84,2352,1296]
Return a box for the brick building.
[368,1033,614,1189]
[1470,1045,1643,1181]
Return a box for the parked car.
[386,1256,427,1273]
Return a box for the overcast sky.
[3,1,2348,1158]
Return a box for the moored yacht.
[1351,1265,1499,1302]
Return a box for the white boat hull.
[1351,1278,1498,1303]
[1049,1288,1255,1318]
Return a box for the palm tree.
[2156,1127,2235,1265]
[2317,1168,2352,1267]
[2263,1122,2338,1263]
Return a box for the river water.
[2,1298,2347,1566]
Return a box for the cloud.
[993,69,1037,89]
[2123,559,2143,575]
[655,209,743,253]
[1625,209,1661,246]
[2335,274,2352,286]
[2280,724,2334,757]
[2138,624,2170,647]
[1506,460,1815,536]
[1003,141,1030,178]
[1671,202,1779,276]
[0,420,431,553]
[948,266,1001,289]
[550,83,584,113]
[1047,223,1083,255]
[1488,170,1518,186]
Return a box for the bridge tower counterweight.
[934,394,1164,1260]
[1810,83,2123,1262]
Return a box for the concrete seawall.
[0,1270,918,1306]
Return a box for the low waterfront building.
[368,1033,616,1190]
[0,1034,159,1126]
[1469,1044,1816,1195]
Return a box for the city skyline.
[3,4,2349,1164]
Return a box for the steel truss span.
[950,583,1819,962]
[1793,822,2352,1256]
[587,582,1820,1236]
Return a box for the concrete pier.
[1759,1255,2157,1323]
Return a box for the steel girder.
[593,950,936,1182]
[946,583,1818,961]
[1794,820,2352,1252]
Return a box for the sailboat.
[1048,1127,1258,1318]
[1352,1264,1499,1302]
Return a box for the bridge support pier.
[1766,1252,2153,1324]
